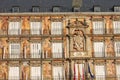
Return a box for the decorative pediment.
[68,19,88,28]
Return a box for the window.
[114,42,120,57]
[52,43,63,58]
[51,22,62,35]
[94,42,105,57]
[93,21,104,34]
[116,64,120,80]
[94,6,101,12]
[30,22,42,35]
[73,63,85,80]
[114,6,120,12]
[32,6,40,12]
[12,6,20,12]
[31,66,42,80]
[9,43,20,58]
[95,65,105,80]
[9,67,19,80]
[30,43,41,58]
[53,66,63,80]
[8,21,21,35]
[53,6,60,12]
[73,7,80,12]
[113,21,120,34]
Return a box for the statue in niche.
[105,39,114,57]
[43,38,51,58]
[73,29,85,51]
[22,62,30,80]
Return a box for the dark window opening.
[12,6,20,12]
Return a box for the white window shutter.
[113,21,120,34]
[31,43,41,58]
[9,67,19,80]
[51,22,62,35]
[52,43,62,58]
[53,66,63,80]
[116,64,120,80]
[95,65,105,80]
[94,42,104,57]
[9,43,20,58]
[114,42,120,57]
[93,21,104,34]
[31,67,41,80]
[8,22,20,35]
[30,22,41,35]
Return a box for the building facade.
[0,0,120,80]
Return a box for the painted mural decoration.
[0,18,8,34]
[0,39,8,58]
[105,38,114,57]
[22,40,30,58]
[43,38,51,58]
[106,61,115,76]
[73,29,84,51]
[43,17,50,35]
[43,62,51,80]
[0,62,8,79]
[21,62,30,80]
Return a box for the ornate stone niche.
[68,19,88,57]
[70,28,86,57]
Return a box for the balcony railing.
[0,30,63,36]
[92,29,120,35]
[0,53,64,59]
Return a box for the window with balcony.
[53,66,63,80]
[31,66,41,80]
[12,6,20,12]
[95,65,105,80]
[73,63,85,80]
[9,43,20,58]
[113,21,120,34]
[9,67,19,80]
[8,21,21,35]
[30,22,42,35]
[114,6,120,12]
[93,21,104,34]
[94,42,105,57]
[94,6,101,12]
[116,64,120,80]
[114,42,120,57]
[52,42,63,58]
[30,43,41,58]
[51,22,62,35]
[32,6,40,12]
